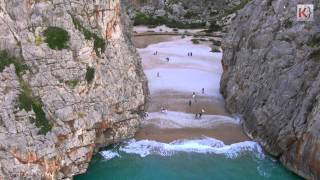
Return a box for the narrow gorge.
[0,0,319,179]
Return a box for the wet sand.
[135,124,249,145]
[148,90,228,115]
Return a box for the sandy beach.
[133,32,249,143]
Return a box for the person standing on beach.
[202,88,205,94]
[166,57,170,62]
[192,92,196,102]
[195,113,198,119]
[188,100,192,106]
[157,72,160,77]
[191,52,193,56]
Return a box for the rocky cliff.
[0,0,147,179]
[123,0,243,29]
[221,0,320,179]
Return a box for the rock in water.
[221,0,320,179]
[0,0,148,179]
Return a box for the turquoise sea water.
[75,139,301,180]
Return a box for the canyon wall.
[0,0,147,179]
[123,0,243,28]
[221,0,320,179]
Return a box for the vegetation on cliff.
[0,51,28,75]
[0,50,52,135]
[43,26,70,50]
[18,84,52,135]
[133,12,205,29]
[85,67,95,83]
[70,14,106,56]
[223,0,251,16]
[206,21,222,33]
[65,79,79,89]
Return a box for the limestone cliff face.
[123,0,242,28]
[0,0,147,179]
[221,0,320,179]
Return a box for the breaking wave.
[118,137,263,159]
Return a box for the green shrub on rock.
[191,39,200,44]
[70,14,106,56]
[206,21,222,33]
[211,47,221,52]
[65,80,79,89]
[184,11,198,19]
[43,26,70,50]
[224,0,252,16]
[32,101,52,135]
[133,12,205,29]
[310,50,320,61]
[17,84,33,111]
[0,50,51,135]
[18,84,52,135]
[0,50,28,76]
[85,67,95,83]
[284,19,293,28]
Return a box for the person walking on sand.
[157,72,160,77]
[188,100,192,106]
[199,109,205,119]
[166,57,170,62]
[202,88,205,94]
[195,113,198,119]
[191,52,193,56]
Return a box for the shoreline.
[135,124,249,145]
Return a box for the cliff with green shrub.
[0,0,147,179]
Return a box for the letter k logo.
[297,4,314,21]
[299,7,308,18]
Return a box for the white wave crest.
[100,150,120,160]
[120,137,263,159]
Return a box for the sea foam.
[100,151,120,160]
[119,137,263,159]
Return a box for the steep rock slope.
[221,0,320,179]
[0,0,147,179]
[123,0,243,28]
